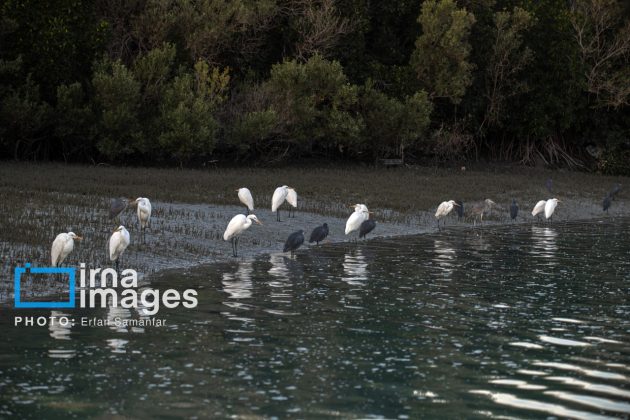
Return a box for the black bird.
[309,223,329,245]
[609,183,621,200]
[284,230,305,257]
[603,194,612,212]
[109,197,129,221]
[455,200,464,220]
[546,178,553,194]
[510,198,518,221]
[359,219,376,239]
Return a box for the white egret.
[532,200,546,220]
[271,185,291,222]
[345,204,370,236]
[237,188,254,214]
[435,200,459,229]
[109,226,130,271]
[51,232,82,267]
[134,197,152,243]
[223,214,262,257]
[544,198,560,220]
[286,188,298,218]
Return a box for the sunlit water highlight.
[1,219,629,418]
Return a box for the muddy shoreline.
[1,163,627,302]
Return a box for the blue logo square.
[14,264,76,308]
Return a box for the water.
[1,219,629,418]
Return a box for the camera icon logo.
[14,263,76,308]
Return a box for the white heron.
[345,204,370,236]
[532,200,547,220]
[435,200,460,229]
[109,225,130,271]
[237,188,254,214]
[544,198,560,220]
[223,214,263,257]
[134,197,152,243]
[51,232,82,267]
[286,188,298,218]
[271,185,291,222]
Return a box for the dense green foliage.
[0,0,628,170]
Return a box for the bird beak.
[368,211,374,214]
[256,220,263,225]
[75,236,83,241]
[454,203,461,206]
[235,189,240,192]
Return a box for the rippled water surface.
[1,219,630,418]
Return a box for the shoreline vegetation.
[1,1,628,172]
[1,162,627,301]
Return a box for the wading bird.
[271,185,291,222]
[470,199,496,226]
[455,200,464,220]
[237,188,254,215]
[345,204,370,236]
[610,183,622,200]
[359,219,376,239]
[546,178,553,194]
[544,198,560,221]
[109,226,130,272]
[51,232,82,267]
[603,194,612,212]
[223,214,262,257]
[134,197,152,243]
[532,200,547,220]
[286,188,298,218]
[435,200,459,229]
[109,198,130,221]
[309,223,329,245]
[284,230,305,257]
[510,199,519,221]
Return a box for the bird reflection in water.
[342,249,368,286]
[49,310,72,340]
[433,240,456,279]
[531,226,558,263]
[222,261,254,314]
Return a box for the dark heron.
[109,197,129,221]
[603,194,612,212]
[455,200,464,220]
[510,198,518,221]
[609,183,621,200]
[309,223,329,245]
[359,219,376,239]
[470,199,496,226]
[545,178,553,194]
[284,230,305,257]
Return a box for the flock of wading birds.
[50,182,623,270]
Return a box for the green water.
[1,220,630,418]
